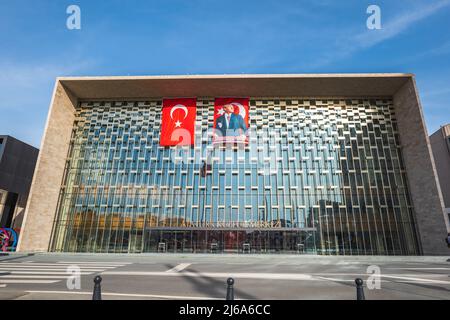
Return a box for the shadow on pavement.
[0,253,34,262]
[399,281,450,294]
[165,263,258,300]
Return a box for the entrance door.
[269,231,283,252]
[223,231,237,253]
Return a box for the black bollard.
[92,275,102,300]
[226,277,234,300]
[355,278,365,300]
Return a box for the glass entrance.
[142,229,317,253]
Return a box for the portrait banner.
[213,98,249,144]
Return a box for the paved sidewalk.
[0,253,449,300]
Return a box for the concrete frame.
[16,74,450,255]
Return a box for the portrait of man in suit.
[215,103,248,139]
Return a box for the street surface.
[0,253,449,300]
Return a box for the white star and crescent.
[170,104,188,127]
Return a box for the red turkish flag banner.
[160,98,197,146]
[213,98,249,144]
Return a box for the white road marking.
[56,261,132,265]
[0,262,125,285]
[0,264,117,268]
[0,284,6,288]
[316,276,369,282]
[0,275,80,279]
[306,272,446,277]
[26,290,219,300]
[101,271,450,284]
[0,264,108,268]
[386,267,450,270]
[104,271,314,280]
[380,274,450,284]
[0,280,60,284]
[315,276,450,285]
[0,267,105,272]
[5,271,94,275]
[166,263,192,273]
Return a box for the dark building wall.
[0,136,39,207]
[0,136,39,228]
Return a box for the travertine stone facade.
[17,82,77,251]
[430,124,450,213]
[393,79,450,255]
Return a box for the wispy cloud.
[421,86,450,98]
[355,0,450,47]
[400,40,450,64]
[0,59,95,111]
[0,59,95,147]
[310,0,450,68]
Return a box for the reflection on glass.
[51,98,420,255]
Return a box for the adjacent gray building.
[0,136,39,231]
[430,124,450,224]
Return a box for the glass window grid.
[50,98,420,255]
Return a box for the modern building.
[430,124,450,223]
[0,135,39,233]
[17,74,450,255]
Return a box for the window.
[50,98,419,255]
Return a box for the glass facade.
[50,98,420,255]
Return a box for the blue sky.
[1,0,449,148]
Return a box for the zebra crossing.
[0,261,131,287]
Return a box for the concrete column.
[393,77,450,255]
[17,81,77,252]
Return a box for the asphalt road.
[0,253,449,300]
